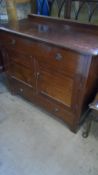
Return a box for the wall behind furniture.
[0,0,31,22]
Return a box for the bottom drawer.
[8,77,34,102]
[35,95,75,130]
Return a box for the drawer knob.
[55,53,62,61]
[20,88,23,92]
[37,72,40,79]
[54,108,59,112]
[11,39,16,45]
[30,55,33,58]
[47,46,51,52]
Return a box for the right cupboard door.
[36,67,73,107]
[35,46,80,109]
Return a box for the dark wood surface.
[0,15,98,132]
[1,14,98,55]
[0,51,4,73]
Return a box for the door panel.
[7,49,33,69]
[2,48,35,88]
[37,66,74,107]
[8,63,34,87]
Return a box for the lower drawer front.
[9,77,34,102]
[35,95,74,127]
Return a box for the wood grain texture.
[1,14,98,55]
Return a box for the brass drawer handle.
[55,53,63,61]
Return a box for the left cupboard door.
[1,48,36,101]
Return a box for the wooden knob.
[11,39,16,45]
[37,72,40,79]
[20,88,23,92]
[30,55,33,58]
[54,108,59,112]
[55,53,62,61]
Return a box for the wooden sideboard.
[0,14,98,132]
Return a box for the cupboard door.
[7,49,34,69]
[2,48,35,88]
[36,64,74,108]
[35,47,80,108]
[8,63,34,87]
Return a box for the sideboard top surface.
[1,14,98,56]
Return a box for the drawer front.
[36,45,79,77]
[0,32,36,54]
[1,32,79,77]
[8,77,34,102]
[0,32,46,57]
[35,94,74,127]
[8,63,34,87]
[7,49,33,68]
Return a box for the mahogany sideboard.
[0,14,98,132]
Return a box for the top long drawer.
[0,32,36,54]
[0,32,80,77]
